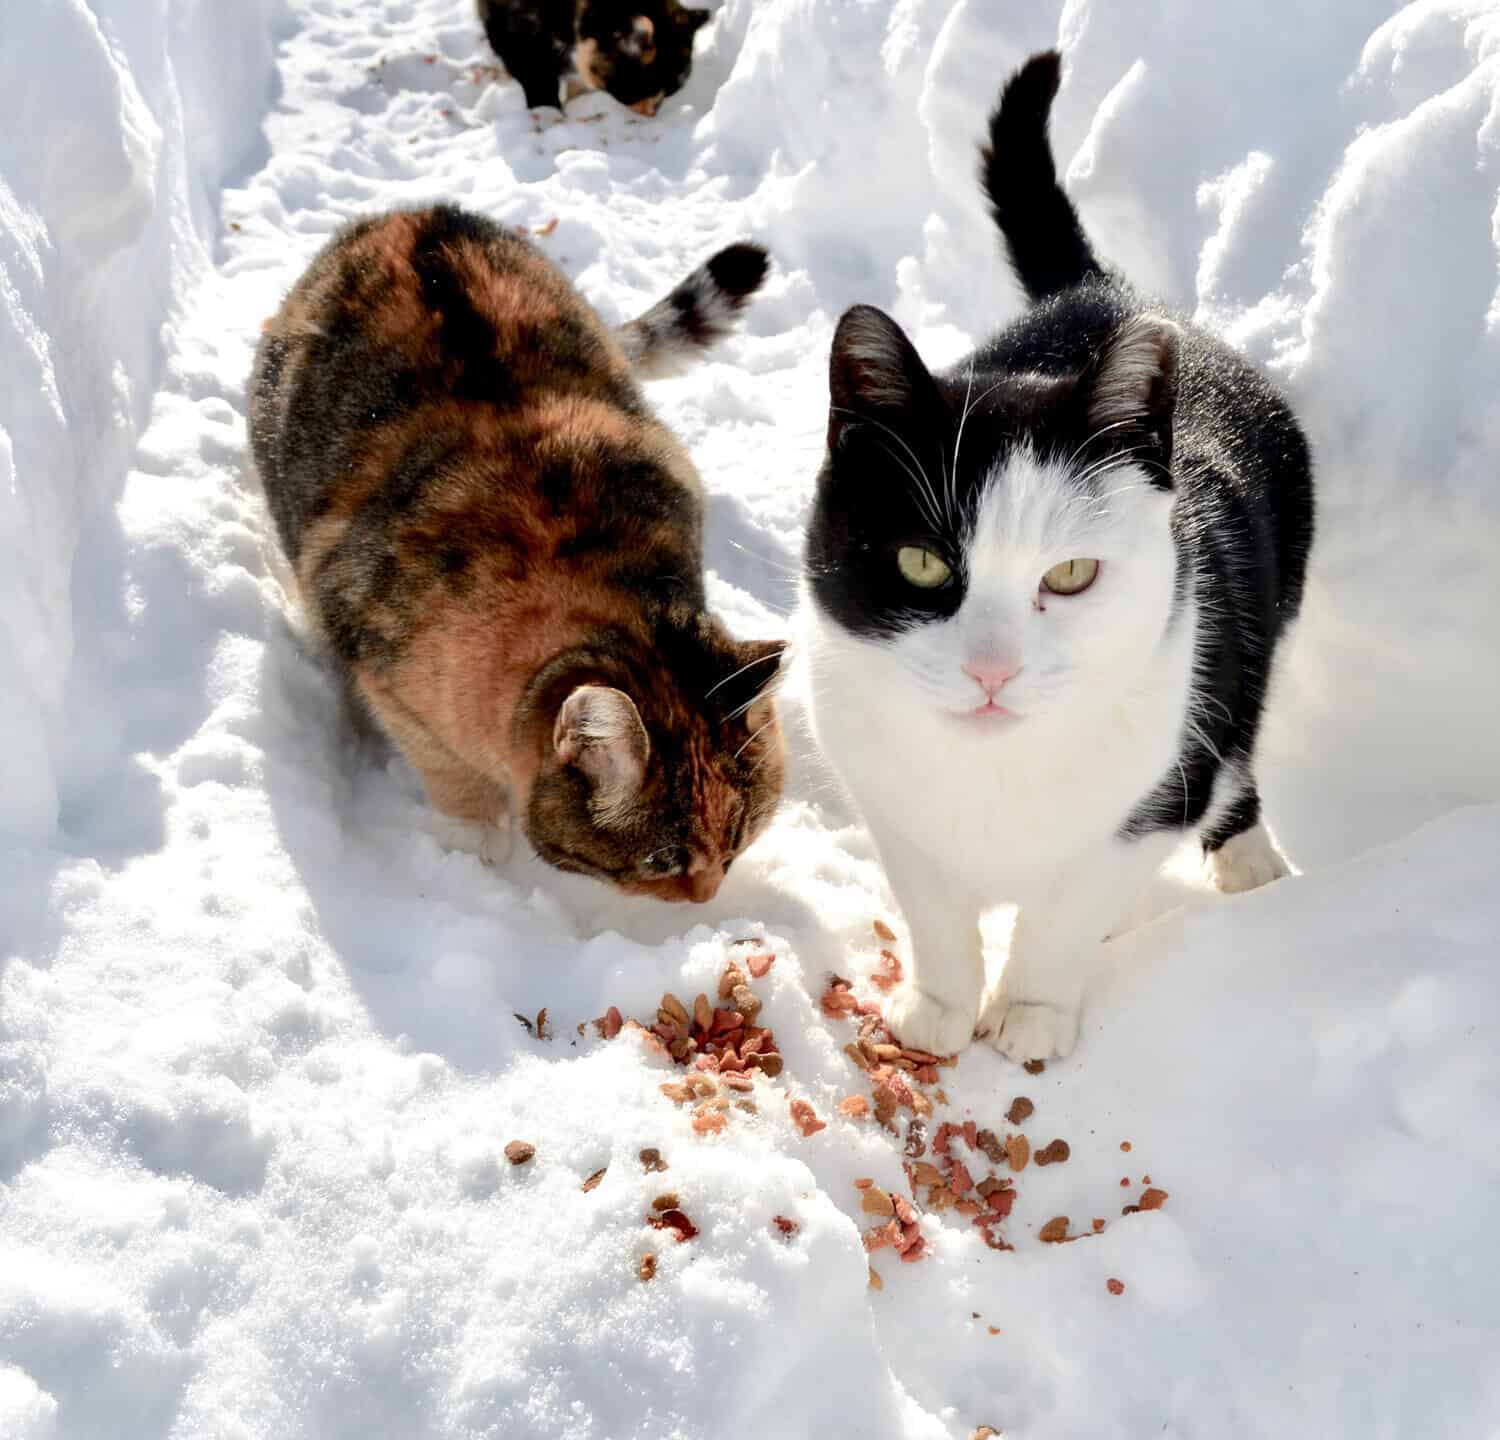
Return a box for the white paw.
[478,813,514,867]
[986,1001,1078,1063]
[432,815,512,867]
[1205,821,1291,895]
[883,984,977,1056]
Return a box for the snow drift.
[1,0,1498,1436]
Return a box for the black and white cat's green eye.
[897,546,952,589]
[1041,558,1100,595]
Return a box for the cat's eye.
[897,546,952,589]
[640,845,688,878]
[1040,558,1100,596]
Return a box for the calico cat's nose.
[687,862,725,903]
[963,658,1021,696]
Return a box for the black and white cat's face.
[804,306,1181,731]
[575,0,709,115]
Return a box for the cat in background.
[250,205,783,902]
[478,0,709,115]
[798,52,1314,1060]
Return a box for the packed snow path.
[2,0,1499,1436]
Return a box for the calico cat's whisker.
[704,649,782,700]
[735,718,776,760]
[725,676,779,724]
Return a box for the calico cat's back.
[251,205,746,690]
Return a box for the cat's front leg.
[874,830,985,1055]
[980,838,1171,1061]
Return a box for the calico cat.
[798,52,1314,1060]
[478,0,709,115]
[249,205,784,902]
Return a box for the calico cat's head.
[576,0,710,116]
[804,304,1181,732]
[523,614,785,901]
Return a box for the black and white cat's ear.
[555,686,649,816]
[679,7,711,32]
[1086,314,1180,433]
[828,305,943,448]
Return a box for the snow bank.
[2,0,1498,1436]
[0,0,281,841]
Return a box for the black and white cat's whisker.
[831,406,948,534]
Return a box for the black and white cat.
[798,51,1315,1063]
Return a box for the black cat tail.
[615,243,769,379]
[981,50,1103,303]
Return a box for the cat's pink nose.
[963,658,1021,695]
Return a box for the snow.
[1,0,1498,1436]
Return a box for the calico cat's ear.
[828,305,944,449]
[1086,314,1179,434]
[555,686,649,817]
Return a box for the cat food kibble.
[1006,1096,1034,1125]
[504,1141,535,1165]
[638,1254,657,1282]
[1107,1278,1125,1296]
[1035,1139,1071,1166]
[1038,1216,1070,1243]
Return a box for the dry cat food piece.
[660,992,690,1026]
[1006,1096,1034,1125]
[581,1167,607,1193]
[692,1110,727,1136]
[947,1159,975,1195]
[972,1428,1000,1439]
[648,1208,700,1242]
[789,1098,826,1138]
[1023,1059,1046,1075]
[1120,1140,1132,1152]
[746,952,775,979]
[1092,1218,1106,1233]
[862,1219,903,1252]
[873,918,897,942]
[976,1128,1007,1166]
[861,1185,896,1217]
[638,1253,657,1281]
[651,1192,680,1212]
[1139,1187,1169,1211]
[1005,1135,1030,1172]
[771,1214,798,1240]
[719,965,747,1000]
[911,1161,944,1187]
[1107,1278,1125,1296]
[844,1041,872,1071]
[693,993,713,1031]
[868,1265,884,1291]
[1038,1216,1070,1243]
[600,1006,624,1039]
[504,1141,535,1165]
[660,1082,692,1104]
[1034,1140,1070,1167]
[639,1148,668,1173]
[838,1095,872,1120]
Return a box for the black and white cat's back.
[798,50,1314,1062]
[478,0,708,115]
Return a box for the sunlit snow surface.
[2,0,1499,1435]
